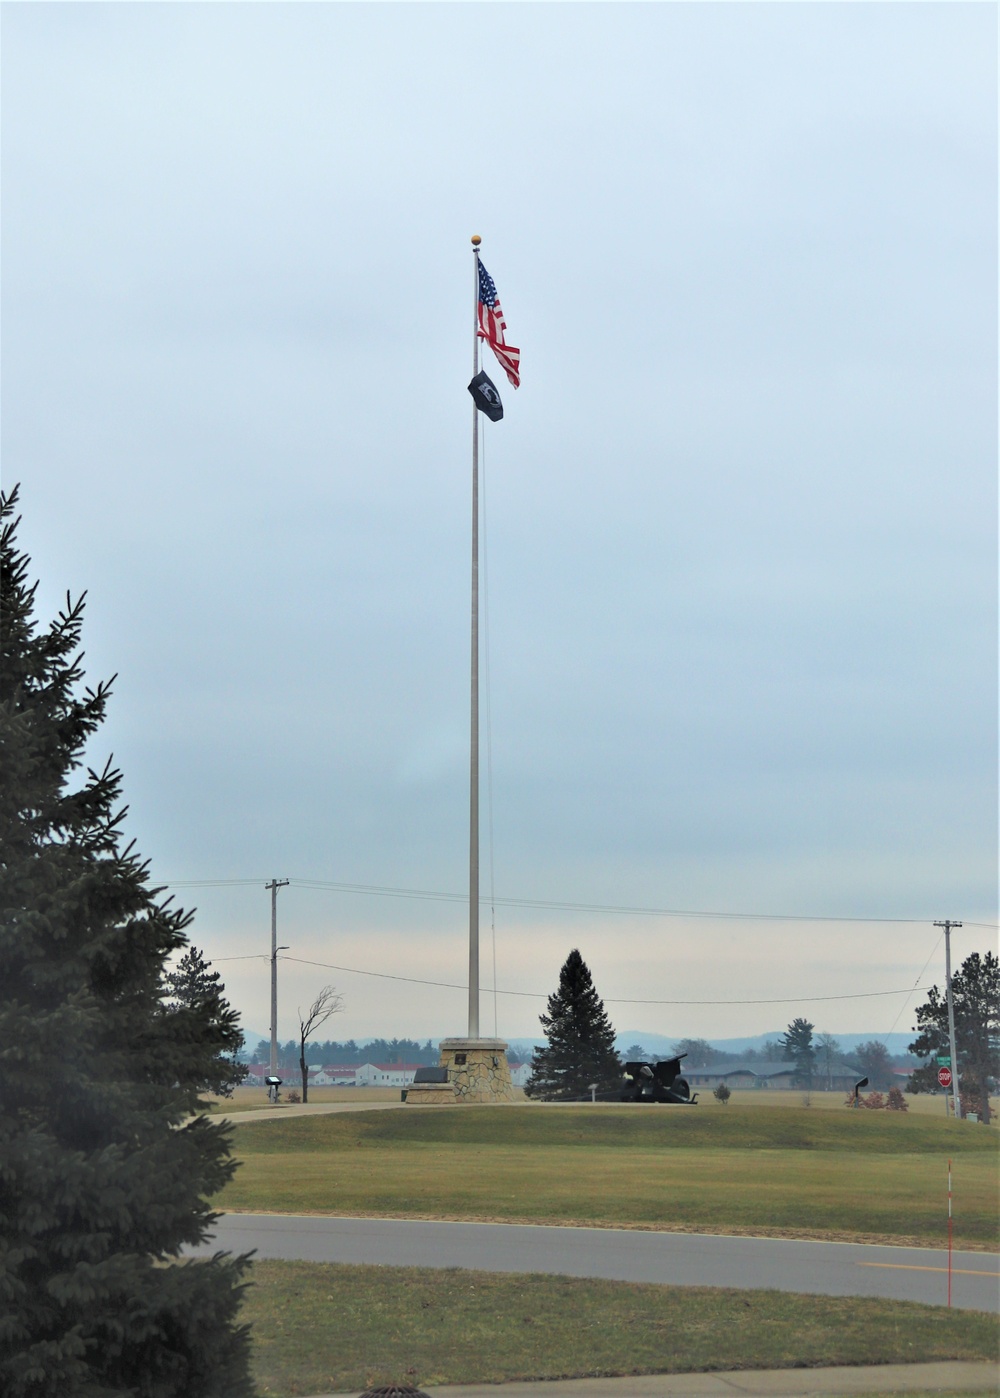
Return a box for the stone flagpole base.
[405,1038,514,1105]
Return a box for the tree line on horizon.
[250,1035,441,1069]
[247,1030,922,1083]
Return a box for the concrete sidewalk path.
[211,1099,406,1126]
[303,1361,998,1398]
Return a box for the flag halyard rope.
[482,414,499,1038]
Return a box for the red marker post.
[947,1158,953,1308]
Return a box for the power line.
[277,953,926,1006]
[165,879,263,887]
[883,931,943,1043]
[161,875,998,929]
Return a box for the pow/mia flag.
[467,370,504,422]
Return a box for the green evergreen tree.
[779,1017,816,1088]
[908,951,999,1125]
[164,946,248,1097]
[0,488,253,1396]
[525,949,622,1100]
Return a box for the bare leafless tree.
[297,985,344,1102]
[817,1033,841,1091]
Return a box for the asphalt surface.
[189,1214,999,1313]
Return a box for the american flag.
[477,260,520,389]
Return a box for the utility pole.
[934,920,963,1120]
[267,879,290,1076]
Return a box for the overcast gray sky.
[3,2,996,1046]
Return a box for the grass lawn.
[723,1090,998,1118]
[241,1259,1000,1398]
[219,1104,1000,1248]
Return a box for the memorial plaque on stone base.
[404,1038,514,1105]
[438,1038,514,1103]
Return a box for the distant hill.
[614,1030,919,1057]
[235,1023,920,1064]
[506,1030,919,1059]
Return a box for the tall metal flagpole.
[469,234,482,1039]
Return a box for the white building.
[354,1062,423,1088]
[308,1065,358,1086]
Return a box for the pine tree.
[0,488,253,1396]
[908,951,999,1125]
[525,949,622,1100]
[164,946,248,1098]
[779,1017,816,1088]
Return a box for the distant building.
[314,1066,361,1086]
[244,1058,542,1091]
[683,1059,859,1092]
[682,1061,796,1091]
[355,1062,424,1088]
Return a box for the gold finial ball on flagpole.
[471,235,481,246]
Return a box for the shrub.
[286,1089,301,1103]
[713,1082,731,1105]
[862,1091,886,1110]
[959,1089,989,1120]
[886,1087,909,1112]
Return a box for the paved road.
[189,1214,998,1313]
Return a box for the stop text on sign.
[937,1066,953,1088]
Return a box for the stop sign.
[938,1066,953,1088]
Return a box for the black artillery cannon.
[621,1054,698,1105]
